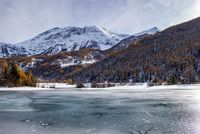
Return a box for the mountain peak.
[15,25,129,55]
[150,27,159,31]
[134,27,160,36]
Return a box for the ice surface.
[0,87,200,134]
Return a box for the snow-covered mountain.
[134,27,160,36]
[16,26,129,55]
[109,27,160,51]
[0,42,27,57]
[0,26,159,58]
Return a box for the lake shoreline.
[1,83,200,91]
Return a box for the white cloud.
[0,0,199,43]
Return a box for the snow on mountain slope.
[134,27,160,36]
[108,27,160,51]
[0,26,159,58]
[0,42,27,57]
[108,34,148,51]
[16,26,129,55]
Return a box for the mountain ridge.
[16,25,129,55]
[0,26,159,57]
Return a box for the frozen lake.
[0,88,200,134]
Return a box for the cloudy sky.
[0,0,200,43]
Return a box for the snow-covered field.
[105,83,200,90]
[1,83,200,91]
[0,83,76,91]
[0,86,200,134]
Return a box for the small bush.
[63,79,74,85]
[91,81,98,88]
[76,83,85,88]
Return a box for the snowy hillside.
[0,42,27,57]
[134,27,160,36]
[109,27,160,51]
[16,26,129,55]
[0,26,159,58]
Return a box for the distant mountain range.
[0,24,166,84]
[2,17,200,85]
[0,26,159,57]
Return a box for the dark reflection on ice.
[0,88,200,134]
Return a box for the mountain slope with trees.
[72,17,200,84]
